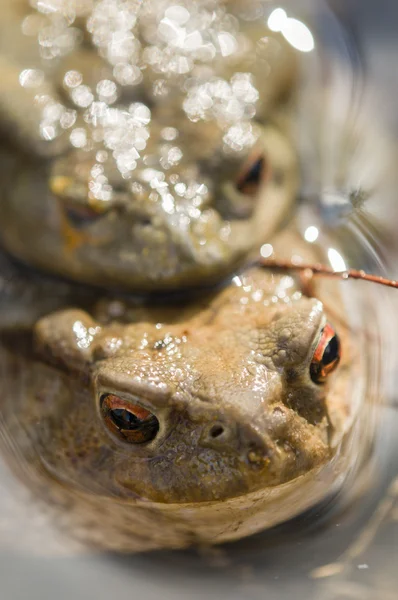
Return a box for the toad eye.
[64,204,105,228]
[100,394,159,444]
[236,150,269,197]
[51,175,108,228]
[310,324,341,384]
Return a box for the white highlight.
[267,9,288,32]
[19,68,44,88]
[328,248,347,273]
[232,276,243,287]
[304,226,319,243]
[260,244,274,259]
[268,9,315,53]
[282,18,315,53]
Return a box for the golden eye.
[310,324,341,384]
[51,175,107,227]
[101,394,159,444]
[236,150,269,197]
[64,204,104,227]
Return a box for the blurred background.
[331,0,398,123]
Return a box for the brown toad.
[0,236,364,551]
[0,0,298,290]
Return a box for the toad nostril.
[202,422,232,446]
[209,425,225,439]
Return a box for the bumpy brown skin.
[0,241,359,550]
[0,0,298,291]
[34,277,329,504]
[0,123,297,290]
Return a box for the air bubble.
[64,70,83,88]
[19,69,44,88]
[71,85,94,108]
[70,128,88,148]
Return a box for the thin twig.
[257,258,398,290]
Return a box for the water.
[0,1,397,598]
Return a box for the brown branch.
[257,258,398,290]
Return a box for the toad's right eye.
[235,150,269,197]
[100,394,159,444]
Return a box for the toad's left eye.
[310,324,341,384]
[101,394,159,444]
[50,175,109,228]
[236,151,269,197]
[64,204,105,228]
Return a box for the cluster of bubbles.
[183,73,260,152]
[18,0,278,208]
[25,0,92,59]
[88,0,142,83]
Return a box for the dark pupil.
[108,407,160,443]
[237,157,264,193]
[322,335,339,365]
[65,206,101,228]
[110,408,141,430]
